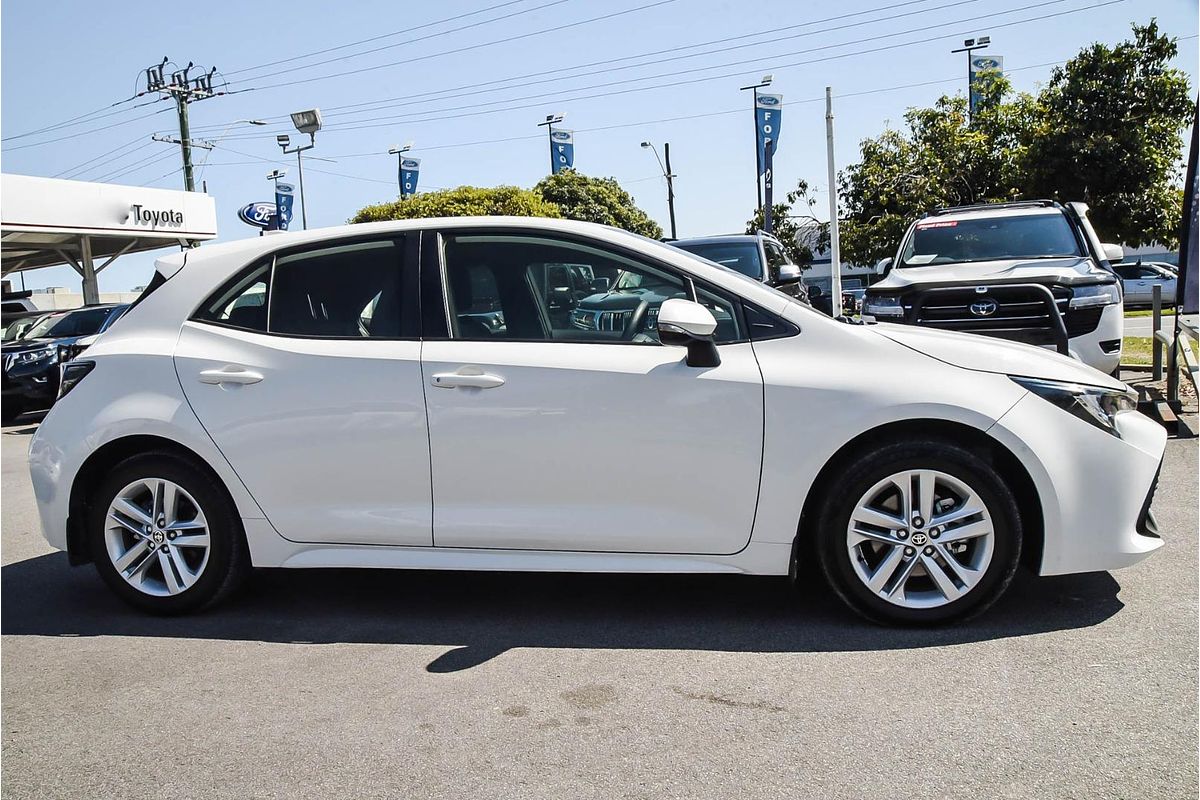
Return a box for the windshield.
[672,241,763,279]
[899,213,1083,267]
[23,306,112,339]
[612,269,681,292]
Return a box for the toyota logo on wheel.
[970,299,998,317]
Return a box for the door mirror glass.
[657,298,720,368]
[1102,243,1124,264]
[777,263,803,284]
[875,257,893,275]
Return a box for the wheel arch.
[66,435,243,566]
[792,418,1044,572]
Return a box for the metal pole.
[753,87,763,213]
[547,125,555,173]
[825,87,843,318]
[664,142,677,239]
[763,140,774,235]
[966,50,974,117]
[176,93,195,192]
[296,149,308,230]
[80,235,100,306]
[1152,284,1163,380]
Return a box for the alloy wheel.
[845,469,995,609]
[104,478,211,597]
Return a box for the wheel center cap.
[910,532,929,547]
[152,530,165,544]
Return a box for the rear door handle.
[198,367,263,386]
[430,372,505,389]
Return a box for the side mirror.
[590,277,611,293]
[1102,243,1124,264]
[656,298,720,368]
[777,263,803,284]
[875,257,893,275]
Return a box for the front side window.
[194,238,405,338]
[899,212,1083,267]
[24,306,111,339]
[442,234,743,344]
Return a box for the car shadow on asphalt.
[1,552,1123,672]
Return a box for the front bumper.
[989,391,1167,576]
[2,361,60,407]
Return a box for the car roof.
[918,206,1064,224]
[671,233,774,247]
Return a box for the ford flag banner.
[756,94,782,176]
[970,55,1003,110]
[551,128,575,174]
[399,157,421,198]
[272,182,295,231]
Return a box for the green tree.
[350,185,561,224]
[533,170,663,238]
[836,21,1192,264]
[744,178,828,267]
[1021,20,1193,246]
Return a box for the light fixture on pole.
[537,113,565,174]
[739,73,773,213]
[641,141,677,239]
[278,109,322,229]
[951,36,990,117]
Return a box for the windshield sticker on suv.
[905,254,939,264]
[916,220,958,229]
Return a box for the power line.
[4,104,174,151]
[230,0,677,93]
[1,95,148,142]
[229,0,578,83]
[185,0,974,134]
[211,0,1114,143]
[93,148,179,184]
[53,135,151,179]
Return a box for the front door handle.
[430,371,505,389]
[198,367,264,386]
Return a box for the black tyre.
[815,439,1021,625]
[88,451,250,614]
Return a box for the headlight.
[16,346,56,365]
[863,295,905,317]
[1069,283,1120,309]
[1011,376,1137,437]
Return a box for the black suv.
[2,303,128,422]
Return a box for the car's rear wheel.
[816,440,1021,625]
[88,452,249,614]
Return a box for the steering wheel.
[622,300,650,341]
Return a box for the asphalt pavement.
[1,411,1197,800]
[1125,313,1178,338]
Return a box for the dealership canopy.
[0,174,217,304]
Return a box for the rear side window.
[195,238,405,338]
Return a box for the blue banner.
[550,128,574,174]
[756,93,782,176]
[273,182,294,231]
[399,157,420,198]
[969,55,1003,111]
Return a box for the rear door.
[175,234,432,546]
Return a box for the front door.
[422,231,764,555]
[175,235,432,546]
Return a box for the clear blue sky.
[2,0,1196,292]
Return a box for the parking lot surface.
[2,413,1197,800]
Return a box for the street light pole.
[951,36,990,118]
[537,113,565,174]
[739,74,773,214]
[641,141,677,239]
[388,142,414,196]
[277,109,322,231]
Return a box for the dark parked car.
[668,232,809,302]
[2,303,127,422]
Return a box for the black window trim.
[431,226,751,346]
[189,231,419,341]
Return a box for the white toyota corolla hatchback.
[28,217,1166,624]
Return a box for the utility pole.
[640,141,677,239]
[740,74,773,214]
[825,87,843,319]
[951,36,990,118]
[142,58,219,192]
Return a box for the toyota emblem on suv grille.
[969,299,999,316]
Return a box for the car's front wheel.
[88,452,249,614]
[816,439,1021,625]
